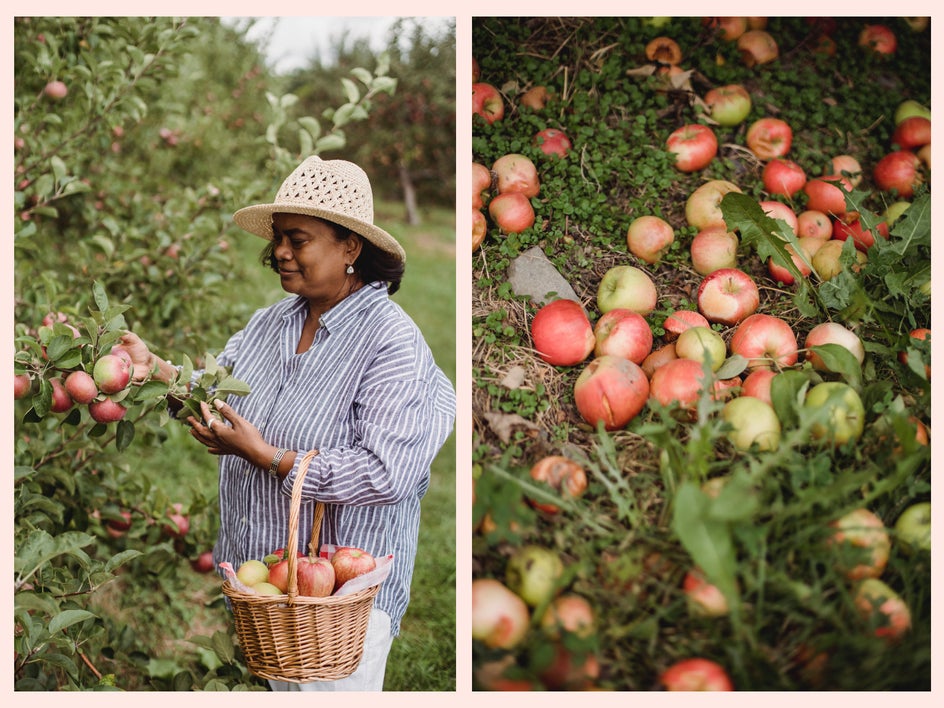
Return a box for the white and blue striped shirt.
[211,282,455,635]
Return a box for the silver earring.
[345,265,354,275]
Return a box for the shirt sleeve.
[286,360,455,507]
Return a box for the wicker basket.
[222,450,380,683]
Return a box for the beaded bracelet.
[268,448,289,478]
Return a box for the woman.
[120,156,456,691]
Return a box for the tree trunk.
[398,162,421,226]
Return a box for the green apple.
[882,200,911,226]
[894,99,930,126]
[505,545,564,607]
[854,578,911,644]
[675,326,727,371]
[804,381,865,445]
[253,581,284,595]
[894,502,930,554]
[722,396,781,452]
[236,559,270,586]
[596,265,657,315]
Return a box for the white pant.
[268,609,393,692]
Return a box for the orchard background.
[13,17,456,691]
[471,17,932,690]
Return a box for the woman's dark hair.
[260,217,405,295]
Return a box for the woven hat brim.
[233,203,406,264]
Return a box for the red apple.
[660,658,733,691]
[737,29,779,66]
[828,154,863,187]
[859,24,897,55]
[267,558,291,592]
[767,237,820,285]
[472,162,492,209]
[472,208,487,252]
[296,556,336,597]
[472,82,504,124]
[533,128,572,157]
[488,192,535,234]
[873,151,923,198]
[531,299,595,367]
[538,643,600,690]
[685,180,741,231]
[746,117,792,160]
[105,509,132,538]
[690,227,739,275]
[474,655,537,691]
[762,158,807,198]
[519,85,550,110]
[740,367,776,405]
[666,124,718,172]
[697,268,760,326]
[829,508,890,581]
[14,373,31,399]
[331,546,377,590]
[539,594,595,639]
[648,358,710,410]
[683,568,729,616]
[593,308,653,364]
[471,578,530,649]
[898,327,931,379]
[596,265,658,315]
[663,309,711,341]
[723,395,781,451]
[703,17,749,41]
[803,175,852,217]
[797,209,833,240]
[49,378,73,413]
[641,342,679,378]
[190,551,215,573]
[832,216,890,252]
[92,353,131,395]
[43,80,68,100]
[528,456,588,514]
[759,200,798,234]
[626,215,675,264]
[64,370,98,404]
[492,153,540,198]
[88,398,127,423]
[573,355,650,430]
[729,313,798,370]
[704,84,752,127]
[854,578,911,644]
[162,503,190,539]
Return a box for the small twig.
[79,651,102,680]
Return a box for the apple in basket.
[332,547,377,591]
[297,556,336,597]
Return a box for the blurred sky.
[223,16,453,74]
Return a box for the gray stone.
[507,246,581,308]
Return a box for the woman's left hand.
[188,399,268,465]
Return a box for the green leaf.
[297,116,321,141]
[350,67,373,85]
[807,343,862,389]
[315,133,346,153]
[92,281,110,313]
[671,482,739,611]
[48,609,97,635]
[715,354,748,380]
[340,77,360,104]
[115,419,135,451]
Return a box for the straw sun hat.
[233,156,406,263]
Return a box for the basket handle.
[285,449,323,600]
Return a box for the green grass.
[134,199,456,690]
